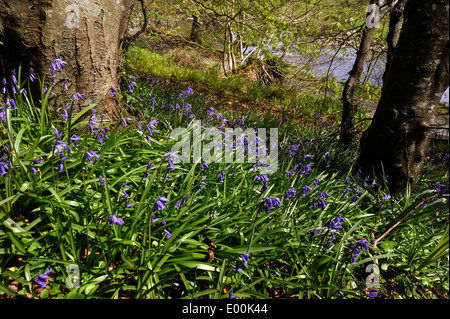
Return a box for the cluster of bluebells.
[350,238,370,264]
[0,144,13,176]
[137,119,158,144]
[312,191,331,210]
[311,216,346,248]
[261,197,281,213]
[285,154,314,177]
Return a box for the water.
[245,45,449,105]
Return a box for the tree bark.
[190,15,203,45]
[0,0,135,119]
[340,0,390,146]
[382,0,407,83]
[356,0,449,195]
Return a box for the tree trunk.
[0,0,135,120]
[382,0,407,83]
[356,0,449,195]
[190,15,203,45]
[340,25,377,146]
[340,0,390,146]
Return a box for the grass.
[0,55,448,300]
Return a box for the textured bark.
[382,0,407,83]
[356,0,449,195]
[340,0,390,146]
[0,0,135,119]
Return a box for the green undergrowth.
[0,58,448,300]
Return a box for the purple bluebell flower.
[201,163,209,171]
[175,195,191,209]
[86,150,100,164]
[311,227,325,240]
[350,238,370,264]
[99,175,104,187]
[120,117,133,128]
[146,119,158,135]
[255,174,269,182]
[0,161,9,176]
[51,58,68,72]
[154,197,169,211]
[72,92,85,101]
[199,175,207,190]
[33,270,53,289]
[301,185,313,196]
[109,214,125,226]
[69,134,81,147]
[367,292,377,298]
[7,98,17,110]
[241,253,250,266]
[164,229,172,239]
[110,87,117,97]
[285,188,297,200]
[229,290,237,299]
[263,197,281,213]
[11,70,18,85]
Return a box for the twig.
[372,193,441,253]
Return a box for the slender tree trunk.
[382,0,407,83]
[190,15,203,44]
[356,0,449,195]
[340,25,377,146]
[340,0,390,146]
[0,0,135,120]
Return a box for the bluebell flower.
[199,175,207,190]
[69,134,81,147]
[175,195,191,209]
[350,238,370,264]
[154,197,169,211]
[301,185,313,196]
[241,253,250,266]
[367,292,377,298]
[0,161,9,176]
[120,117,133,128]
[110,87,117,97]
[263,197,281,213]
[33,269,53,289]
[229,290,237,299]
[99,175,104,187]
[164,229,172,239]
[51,58,68,72]
[285,188,297,200]
[7,98,17,110]
[311,227,325,240]
[72,92,85,101]
[255,174,269,182]
[201,163,209,171]
[109,214,125,226]
[86,150,100,164]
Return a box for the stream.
[247,45,449,105]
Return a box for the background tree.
[356,0,449,195]
[340,0,395,146]
[0,0,135,119]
